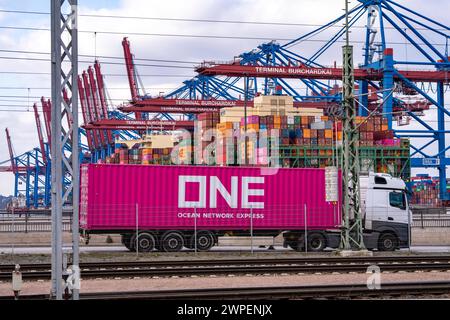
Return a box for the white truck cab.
[360,172,411,250]
[284,172,411,252]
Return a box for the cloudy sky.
[0,0,449,195]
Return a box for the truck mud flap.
[325,233,340,249]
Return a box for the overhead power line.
[0,71,192,77]
[0,49,200,64]
[0,8,447,32]
[0,55,194,69]
[0,25,447,47]
[0,86,178,90]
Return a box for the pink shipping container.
[80,164,341,232]
[240,115,260,125]
[380,139,401,147]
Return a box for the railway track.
[1,281,450,300]
[0,255,449,281]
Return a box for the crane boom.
[122,37,139,101]
[40,97,52,151]
[33,104,47,164]
[78,76,94,150]
[82,71,101,149]
[196,62,450,82]
[88,66,107,146]
[122,37,143,121]
[5,128,17,174]
[119,97,339,113]
[94,60,113,145]
[85,119,194,131]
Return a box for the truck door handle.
[388,217,394,221]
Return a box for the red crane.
[82,71,102,148]
[88,66,108,147]
[0,129,34,173]
[84,119,194,131]
[122,37,139,101]
[40,97,51,151]
[94,60,113,145]
[196,62,450,82]
[5,128,17,173]
[33,104,47,164]
[118,97,339,113]
[78,76,94,150]
[122,37,143,120]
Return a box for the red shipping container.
[80,164,342,231]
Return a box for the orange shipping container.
[355,116,364,124]
[301,116,309,125]
[303,129,311,138]
[324,129,333,139]
[247,123,259,131]
[141,148,152,155]
[217,122,234,131]
[273,116,281,124]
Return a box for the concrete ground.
[1,245,450,266]
[1,271,450,297]
[2,245,450,256]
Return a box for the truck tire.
[285,235,304,252]
[161,231,184,252]
[307,233,326,252]
[131,232,156,252]
[189,231,215,251]
[378,233,397,251]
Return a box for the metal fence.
[412,214,450,228]
[0,215,72,233]
[2,208,450,233]
[1,205,450,253]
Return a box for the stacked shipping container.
[196,112,220,164]
[212,114,409,179]
[98,112,410,180]
[104,144,172,165]
[409,174,450,207]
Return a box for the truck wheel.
[307,233,326,252]
[190,231,215,251]
[161,231,184,252]
[378,233,397,251]
[132,233,156,252]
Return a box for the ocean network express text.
[177,212,264,219]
